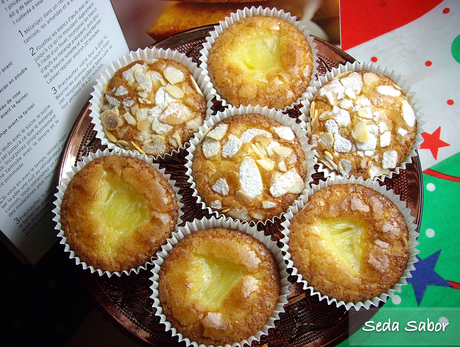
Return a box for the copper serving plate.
[56,25,422,347]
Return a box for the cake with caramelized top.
[289,183,409,303]
[99,58,206,156]
[60,155,178,272]
[206,15,314,109]
[309,70,417,178]
[158,228,280,345]
[192,113,307,221]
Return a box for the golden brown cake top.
[158,228,280,345]
[192,113,307,221]
[60,155,178,272]
[309,70,417,178]
[289,183,409,303]
[207,15,314,109]
[100,58,206,156]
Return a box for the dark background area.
[0,240,94,346]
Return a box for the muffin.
[191,112,308,221]
[308,69,417,178]
[205,14,315,110]
[59,154,179,273]
[288,183,410,304]
[98,57,206,156]
[157,227,281,346]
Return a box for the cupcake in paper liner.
[52,148,183,277]
[89,47,214,159]
[150,216,290,347]
[282,174,419,311]
[185,105,315,224]
[199,6,318,112]
[299,60,424,180]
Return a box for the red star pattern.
[420,127,450,160]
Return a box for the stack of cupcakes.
[52,4,422,347]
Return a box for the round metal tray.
[56,25,422,347]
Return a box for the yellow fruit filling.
[320,218,365,273]
[190,255,246,308]
[95,172,151,250]
[232,33,281,80]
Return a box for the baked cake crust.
[289,183,409,303]
[207,15,314,109]
[309,70,417,178]
[60,155,178,272]
[100,58,206,156]
[192,113,307,221]
[158,228,280,345]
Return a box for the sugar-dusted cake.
[158,228,280,345]
[309,70,417,178]
[60,155,178,272]
[289,183,409,303]
[207,15,314,109]
[192,113,307,221]
[99,58,206,156]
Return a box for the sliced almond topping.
[256,159,275,171]
[165,84,184,99]
[101,110,122,130]
[163,66,185,84]
[207,124,229,141]
[273,145,293,157]
[123,112,137,126]
[352,121,369,143]
[363,72,379,85]
[137,118,151,132]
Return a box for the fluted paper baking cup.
[299,60,424,180]
[199,6,319,112]
[184,104,315,224]
[52,148,184,278]
[150,216,290,347]
[282,175,419,311]
[89,47,214,160]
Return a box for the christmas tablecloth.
[338,0,460,345]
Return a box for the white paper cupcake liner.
[299,60,425,180]
[52,148,184,278]
[150,215,290,347]
[281,175,419,311]
[89,47,214,160]
[184,104,315,224]
[199,6,319,112]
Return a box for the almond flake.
[262,201,276,209]
[123,112,136,125]
[222,134,242,158]
[382,150,398,169]
[270,168,304,197]
[338,159,352,176]
[137,118,151,132]
[163,66,185,84]
[401,100,416,127]
[212,178,229,196]
[207,124,229,141]
[352,121,369,143]
[334,134,352,153]
[278,160,287,172]
[274,126,295,141]
[380,131,392,147]
[114,85,128,96]
[202,137,220,159]
[363,72,379,85]
[159,103,194,125]
[210,200,222,209]
[332,106,351,126]
[256,159,275,171]
[240,128,272,143]
[273,146,293,157]
[165,84,184,99]
[376,85,401,97]
[239,157,263,199]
